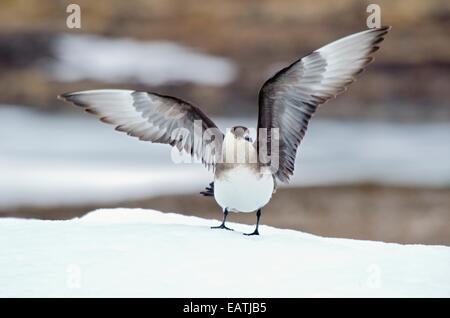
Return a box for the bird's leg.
[244,209,261,236]
[211,208,234,231]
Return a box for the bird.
[59,26,390,235]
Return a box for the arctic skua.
[59,26,391,235]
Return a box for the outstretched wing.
[257,27,390,182]
[58,89,223,170]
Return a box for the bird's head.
[226,126,252,143]
[222,126,256,164]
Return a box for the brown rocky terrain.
[0,0,449,120]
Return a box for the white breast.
[214,166,274,213]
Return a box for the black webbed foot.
[211,208,233,231]
[211,224,234,231]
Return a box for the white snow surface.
[0,208,449,297]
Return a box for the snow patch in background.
[0,208,449,297]
[1,106,450,207]
[46,34,237,86]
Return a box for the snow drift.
[0,209,449,297]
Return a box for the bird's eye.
[245,136,252,142]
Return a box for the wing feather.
[58,89,223,170]
[257,27,391,182]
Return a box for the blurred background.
[0,0,449,245]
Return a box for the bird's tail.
[200,182,214,197]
